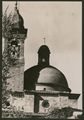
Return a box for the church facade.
[4,3,80,115]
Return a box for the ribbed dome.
[37,66,71,92]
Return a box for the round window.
[42,100,50,108]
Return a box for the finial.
[15,1,18,9]
[43,37,46,45]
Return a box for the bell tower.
[8,2,27,91]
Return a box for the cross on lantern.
[15,1,17,9]
[43,37,46,45]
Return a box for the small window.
[44,88,46,91]
[42,100,50,108]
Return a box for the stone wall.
[9,93,78,113]
[6,36,25,92]
[39,95,60,113]
[9,94,25,111]
[24,94,34,113]
[69,99,78,109]
[7,65,24,92]
[9,94,34,113]
[59,96,68,108]
[38,95,77,113]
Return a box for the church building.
[4,2,80,115]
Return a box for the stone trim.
[24,90,80,99]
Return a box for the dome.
[38,45,50,54]
[24,45,71,92]
[12,4,24,29]
[37,66,71,92]
[24,65,71,92]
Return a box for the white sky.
[3,1,82,109]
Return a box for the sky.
[2,1,82,109]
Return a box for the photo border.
[0,0,83,119]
